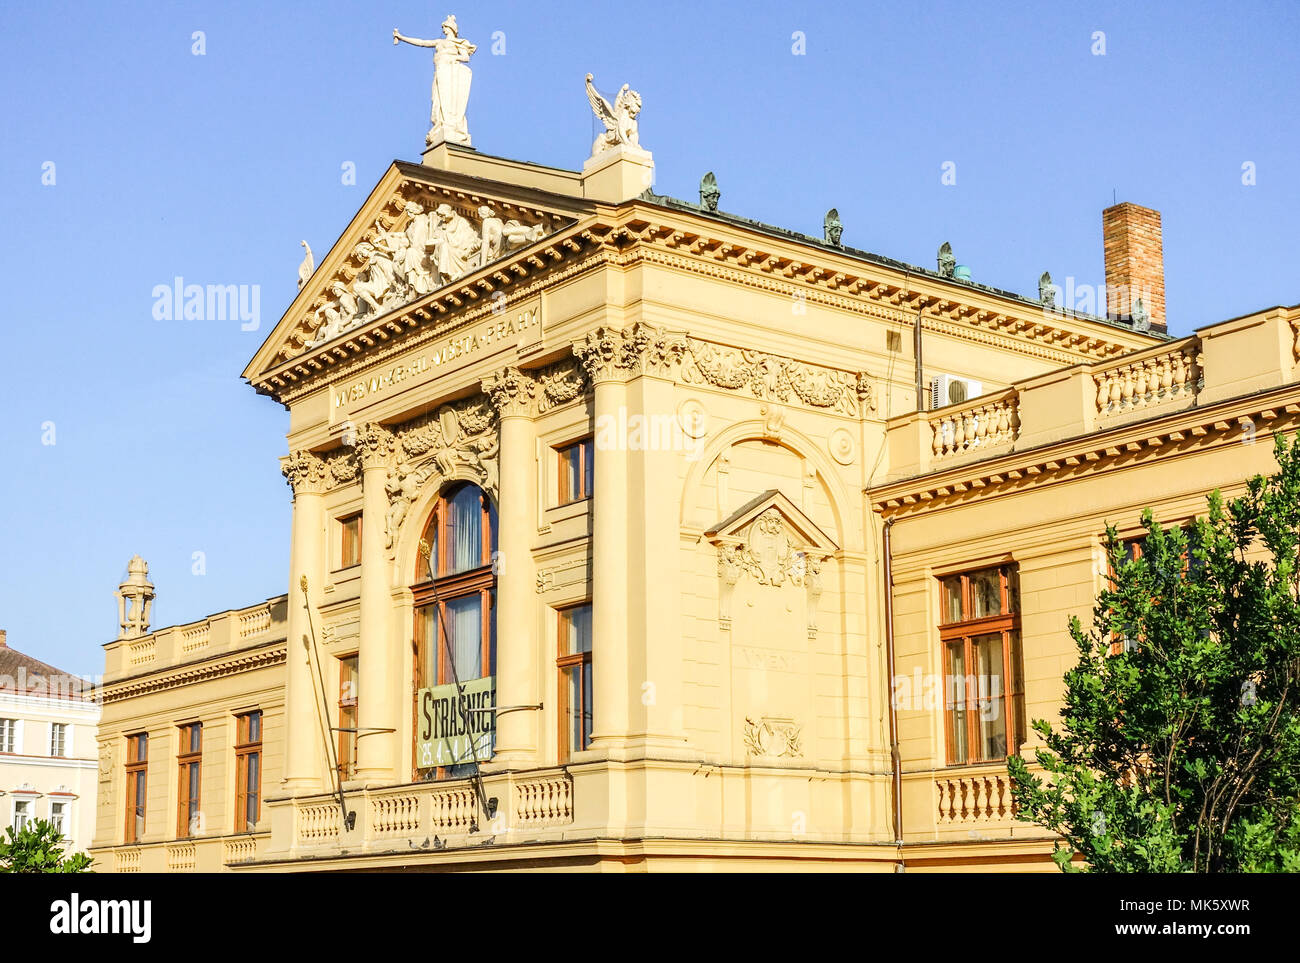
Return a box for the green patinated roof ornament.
[937,241,956,278]
[699,171,720,212]
[823,208,843,247]
[1039,271,1056,308]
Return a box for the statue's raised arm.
[393,28,437,48]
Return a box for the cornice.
[98,644,287,705]
[871,386,1300,518]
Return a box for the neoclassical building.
[90,35,1299,872]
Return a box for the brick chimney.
[1102,202,1166,334]
[0,629,6,648]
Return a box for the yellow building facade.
[90,52,1300,872]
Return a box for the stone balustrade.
[929,388,1020,460]
[1092,339,1200,418]
[94,833,268,873]
[935,769,1018,824]
[103,596,288,682]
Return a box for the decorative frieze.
[742,716,803,759]
[535,359,589,413]
[681,338,864,417]
[572,322,686,383]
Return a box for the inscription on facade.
[332,303,541,414]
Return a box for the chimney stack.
[0,629,6,648]
[1102,202,1166,334]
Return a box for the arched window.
[412,482,497,778]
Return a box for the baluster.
[975,777,989,819]
[932,421,944,457]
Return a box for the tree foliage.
[1009,433,1300,872]
[0,818,93,873]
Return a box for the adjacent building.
[0,629,99,855]
[88,34,1299,871]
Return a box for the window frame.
[412,483,498,779]
[556,603,594,761]
[337,655,358,783]
[12,798,32,833]
[0,718,16,754]
[49,799,68,837]
[555,437,594,506]
[176,722,202,838]
[49,722,67,758]
[124,731,148,843]
[937,565,1024,767]
[338,511,362,570]
[234,711,262,833]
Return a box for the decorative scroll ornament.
[585,72,643,158]
[535,359,589,413]
[354,424,397,470]
[743,716,803,759]
[572,322,685,384]
[681,338,862,416]
[481,365,536,417]
[380,399,501,553]
[282,450,330,495]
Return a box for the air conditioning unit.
[930,374,983,410]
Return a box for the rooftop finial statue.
[937,241,956,278]
[394,14,477,147]
[700,172,720,212]
[824,208,843,247]
[1038,271,1056,308]
[585,73,642,158]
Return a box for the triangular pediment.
[705,489,838,556]
[243,160,590,390]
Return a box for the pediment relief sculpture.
[301,199,551,353]
[707,490,837,637]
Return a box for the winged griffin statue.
[585,73,642,157]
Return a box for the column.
[624,326,689,752]
[573,328,633,752]
[481,366,538,765]
[281,451,329,792]
[354,424,400,784]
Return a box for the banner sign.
[416,675,496,769]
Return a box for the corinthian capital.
[572,322,686,384]
[353,423,396,470]
[282,450,329,496]
[481,365,536,418]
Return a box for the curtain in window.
[973,633,1007,759]
[445,595,483,681]
[446,486,482,575]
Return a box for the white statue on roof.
[394,14,477,147]
[585,72,642,158]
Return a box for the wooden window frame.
[412,484,497,779]
[124,732,148,843]
[556,604,594,761]
[176,722,202,838]
[338,512,362,570]
[0,718,16,754]
[337,655,358,783]
[49,722,67,757]
[234,711,262,833]
[1104,524,1199,654]
[938,566,1024,767]
[555,437,594,506]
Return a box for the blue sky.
[1,1,1296,675]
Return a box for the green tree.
[1008,433,1300,872]
[0,818,93,873]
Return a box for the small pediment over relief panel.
[265,170,578,369]
[707,489,838,638]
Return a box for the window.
[125,732,148,843]
[556,438,594,505]
[50,723,67,757]
[13,799,31,833]
[1105,526,1202,654]
[340,513,362,569]
[557,604,594,760]
[234,711,262,832]
[938,565,1024,765]
[49,800,67,837]
[414,483,498,777]
[0,718,15,754]
[177,722,202,838]
[337,656,358,782]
